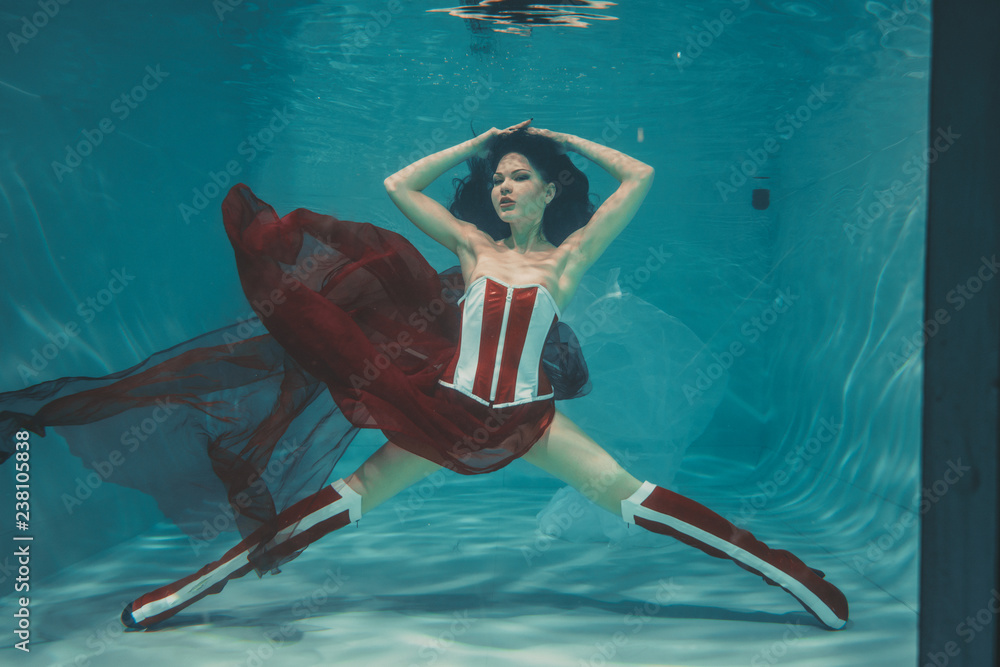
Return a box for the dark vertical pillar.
[921,2,1000,666]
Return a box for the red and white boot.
[122,478,363,630]
[621,481,848,630]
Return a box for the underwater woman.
[4,118,850,631]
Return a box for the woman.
[14,120,849,630]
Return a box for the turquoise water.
[1,1,927,665]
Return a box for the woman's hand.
[475,119,531,157]
[493,119,532,139]
[525,126,571,153]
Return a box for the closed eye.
[493,175,529,186]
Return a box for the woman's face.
[491,153,554,225]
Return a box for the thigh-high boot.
[121,478,362,629]
[621,481,848,630]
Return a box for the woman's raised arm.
[539,129,654,271]
[385,125,504,254]
[384,121,531,254]
[383,132,489,254]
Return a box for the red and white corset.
[439,276,559,408]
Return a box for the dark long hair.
[449,129,596,246]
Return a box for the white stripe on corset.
[440,276,559,408]
[487,286,514,402]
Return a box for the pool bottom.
[13,485,915,667]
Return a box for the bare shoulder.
[455,224,499,280]
[462,238,587,311]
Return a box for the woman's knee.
[526,411,642,513]
[346,440,442,513]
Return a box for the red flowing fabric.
[222,183,559,474]
[0,184,588,572]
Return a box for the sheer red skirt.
[221,183,561,473]
[0,184,588,573]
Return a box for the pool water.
[0,1,927,664]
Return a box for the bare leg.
[123,440,440,629]
[345,440,442,514]
[523,408,849,630]
[522,408,642,513]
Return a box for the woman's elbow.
[625,164,654,187]
[623,166,654,195]
[385,172,420,196]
